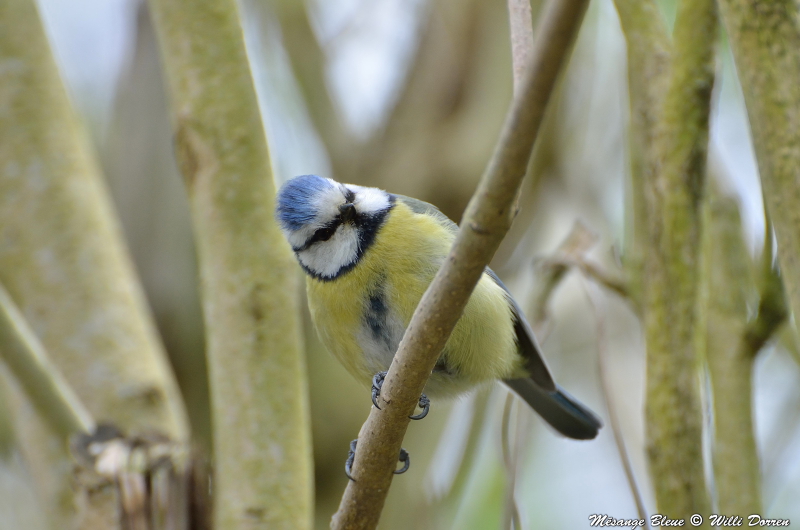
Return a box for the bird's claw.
[344,439,410,481]
[345,439,358,481]
[409,394,430,420]
[395,448,410,474]
[371,371,386,410]
[371,371,431,420]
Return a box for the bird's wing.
[393,194,459,235]
[485,269,602,440]
[483,268,556,390]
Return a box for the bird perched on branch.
[276,175,601,473]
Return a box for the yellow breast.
[306,201,524,396]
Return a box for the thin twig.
[584,284,650,529]
[330,1,589,528]
[528,221,600,330]
[503,2,535,526]
[741,217,787,358]
[0,283,94,438]
[546,256,635,309]
[500,392,522,530]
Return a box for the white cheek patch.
[348,185,391,215]
[297,223,360,278]
[285,225,314,249]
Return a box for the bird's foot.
[371,371,431,420]
[345,439,410,481]
[410,393,430,420]
[371,371,386,410]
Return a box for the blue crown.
[276,175,335,230]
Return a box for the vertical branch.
[644,0,717,517]
[717,0,800,328]
[146,0,313,528]
[0,0,189,525]
[0,0,188,440]
[703,193,775,514]
[612,0,672,293]
[331,1,589,528]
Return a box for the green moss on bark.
[643,0,717,518]
[717,0,800,331]
[146,0,313,527]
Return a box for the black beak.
[339,203,356,223]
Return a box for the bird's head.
[276,175,394,280]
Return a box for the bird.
[275,174,602,455]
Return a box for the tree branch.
[528,221,601,331]
[717,0,800,332]
[702,192,762,514]
[741,218,788,358]
[643,0,717,516]
[612,0,672,289]
[146,0,313,527]
[0,0,188,443]
[508,0,535,97]
[0,283,94,438]
[331,1,589,528]
[0,0,189,525]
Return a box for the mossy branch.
[701,193,758,514]
[0,0,188,442]
[612,0,672,288]
[146,0,313,527]
[643,0,717,517]
[717,0,800,330]
[330,1,588,528]
[1,0,189,525]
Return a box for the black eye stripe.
[300,195,396,281]
[293,219,344,251]
[292,192,390,255]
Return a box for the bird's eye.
[314,226,336,242]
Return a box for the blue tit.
[276,174,601,440]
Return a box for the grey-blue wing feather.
[485,270,602,440]
[393,194,458,234]
[396,193,601,439]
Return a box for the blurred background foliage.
[2,0,800,528]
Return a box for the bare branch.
[0,283,94,438]
[508,0,535,96]
[331,1,589,527]
[528,221,600,330]
[586,289,650,529]
[741,218,788,357]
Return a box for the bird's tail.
[503,378,602,440]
